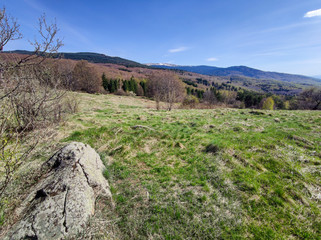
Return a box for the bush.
[0,7,75,205]
[114,89,128,96]
[181,95,199,108]
[262,97,275,110]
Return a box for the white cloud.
[304,8,321,18]
[168,47,188,53]
[207,57,218,61]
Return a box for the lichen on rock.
[5,142,111,240]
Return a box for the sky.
[3,0,321,76]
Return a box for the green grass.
[8,93,320,239]
[61,99,321,239]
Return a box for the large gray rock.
[5,142,111,240]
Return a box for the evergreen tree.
[129,77,138,93]
[102,73,108,91]
[216,91,223,102]
[186,87,191,95]
[140,81,147,96]
[122,80,129,92]
[110,80,116,93]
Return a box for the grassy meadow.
[3,92,321,239]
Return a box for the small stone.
[175,142,186,149]
[137,116,147,121]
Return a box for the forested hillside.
[150,64,321,86]
[5,50,146,68]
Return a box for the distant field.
[4,93,321,239]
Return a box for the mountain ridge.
[149,64,321,86]
[4,50,146,68]
[4,50,321,87]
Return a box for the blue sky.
[3,0,321,76]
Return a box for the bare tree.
[204,90,217,105]
[147,71,185,110]
[220,90,237,105]
[72,60,101,93]
[297,87,321,110]
[0,7,22,51]
[0,7,67,204]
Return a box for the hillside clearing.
[2,92,321,239]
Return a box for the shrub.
[262,97,275,110]
[0,7,75,206]
[114,89,128,96]
[181,95,199,108]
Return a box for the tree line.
[68,59,321,111]
[102,74,147,96]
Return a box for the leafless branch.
[0,8,70,205]
[0,7,22,51]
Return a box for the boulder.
[5,142,111,240]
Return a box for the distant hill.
[149,64,321,86]
[5,50,320,94]
[5,50,146,68]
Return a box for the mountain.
[150,64,321,86]
[146,63,179,67]
[7,50,320,86]
[5,50,146,68]
[5,50,321,93]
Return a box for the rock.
[175,142,186,149]
[274,118,280,123]
[137,115,147,121]
[5,142,111,240]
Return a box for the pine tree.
[102,73,108,91]
[140,81,147,96]
[129,77,138,93]
[186,87,191,95]
[122,80,129,92]
[109,80,115,93]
